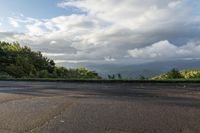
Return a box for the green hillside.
[0,41,101,79]
[152,69,200,80]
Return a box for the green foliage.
[139,75,146,80]
[180,70,200,79]
[165,68,183,79]
[52,67,101,79]
[0,72,13,79]
[152,68,182,80]
[0,41,101,79]
[152,68,200,80]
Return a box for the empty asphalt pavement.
[0,81,199,133]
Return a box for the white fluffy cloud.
[128,40,200,60]
[1,0,200,65]
[58,0,189,29]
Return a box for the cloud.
[168,0,182,8]
[1,0,200,65]
[50,41,57,45]
[104,56,116,62]
[128,40,200,60]
[58,0,188,29]
[8,17,20,28]
[42,52,66,57]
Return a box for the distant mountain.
[61,59,200,78]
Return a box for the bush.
[0,72,13,79]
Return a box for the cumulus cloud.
[58,0,188,29]
[128,40,200,60]
[1,0,200,65]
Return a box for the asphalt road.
[0,81,199,133]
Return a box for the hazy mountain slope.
[61,59,200,78]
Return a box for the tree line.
[0,41,101,79]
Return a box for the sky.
[0,0,200,67]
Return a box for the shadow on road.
[0,81,199,108]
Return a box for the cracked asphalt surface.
[0,81,199,133]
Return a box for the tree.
[117,74,122,80]
[0,41,101,79]
[38,70,49,78]
[139,75,146,80]
[166,68,183,79]
[108,74,116,80]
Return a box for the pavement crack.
[24,102,73,133]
